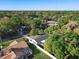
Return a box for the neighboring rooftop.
[9,40,18,47]
[47,20,58,26]
[0,40,32,59]
[0,51,16,59]
[10,41,28,49]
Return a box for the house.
[47,20,58,26]
[0,51,16,59]
[74,26,79,35]
[61,21,78,32]
[35,35,48,46]
[41,40,46,46]
[0,40,32,59]
[67,21,78,29]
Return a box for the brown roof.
[74,26,79,35]
[68,21,78,25]
[67,21,78,28]
[9,40,18,47]
[10,41,28,49]
[1,41,30,59]
[12,49,26,56]
[2,47,10,56]
[1,51,16,59]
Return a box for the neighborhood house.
[0,40,32,59]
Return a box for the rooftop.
[0,40,32,59]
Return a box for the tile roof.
[2,47,10,56]
[0,40,31,59]
[0,51,16,59]
[10,41,28,49]
[9,40,18,47]
[12,49,26,56]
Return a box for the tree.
[44,30,79,59]
[0,19,11,35]
[30,18,41,29]
[38,29,44,35]
[58,17,69,27]
[10,16,23,28]
[29,29,39,36]
[44,26,59,34]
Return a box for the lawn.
[0,37,24,48]
[33,52,51,59]
[0,40,13,48]
[28,42,51,59]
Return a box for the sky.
[0,0,79,10]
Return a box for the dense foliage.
[0,11,79,59]
[44,30,79,59]
[44,21,79,59]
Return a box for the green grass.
[33,52,51,59]
[0,37,24,48]
[0,40,13,48]
[28,43,51,59]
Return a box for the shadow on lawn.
[27,43,40,55]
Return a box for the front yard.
[28,42,51,59]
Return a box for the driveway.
[35,35,48,45]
